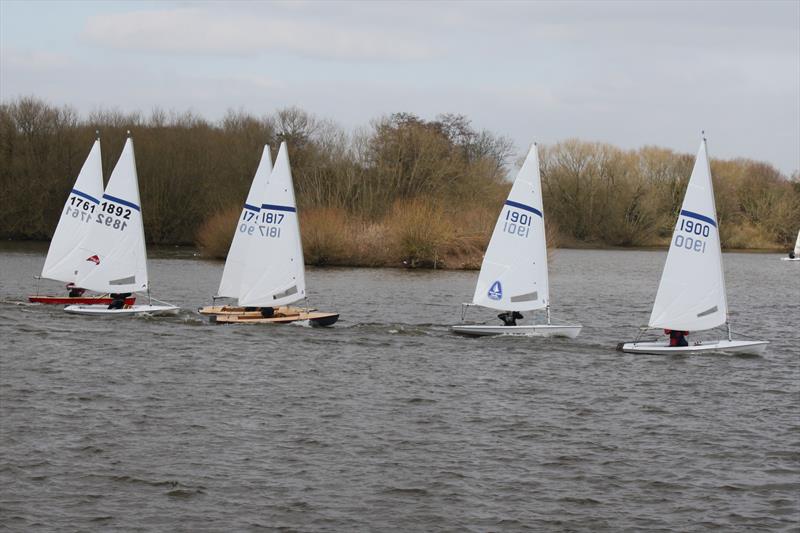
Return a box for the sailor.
[66,283,86,298]
[665,329,689,347]
[790,251,796,259]
[498,311,523,326]
[260,307,274,318]
[107,293,131,310]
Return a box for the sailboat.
[29,136,135,306]
[620,136,768,355]
[452,143,581,337]
[780,229,800,261]
[203,142,338,326]
[63,134,179,316]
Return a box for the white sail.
[794,229,800,256]
[216,145,273,299]
[649,138,727,331]
[74,137,149,294]
[238,142,306,307]
[472,143,549,312]
[40,139,104,283]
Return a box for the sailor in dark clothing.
[260,307,275,318]
[107,293,131,310]
[498,311,523,326]
[665,329,689,347]
[66,283,86,298]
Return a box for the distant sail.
[649,139,727,331]
[472,144,549,312]
[75,138,149,294]
[41,140,104,284]
[238,142,306,307]
[216,146,272,299]
[794,229,800,257]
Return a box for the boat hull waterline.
[197,305,311,317]
[29,295,136,306]
[213,311,339,327]
[619,339,768,355]
[451,324,582,338]
[64,304,180,317]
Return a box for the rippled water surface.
[1,244,798,531]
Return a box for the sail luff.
[216,145,273,299]
[471,143,549,312]
[704,137,728,323]
[40,140,104,284]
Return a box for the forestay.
[216,145,272,299]
[472,144,549,312]
[649,139,727,331]
[238,142,306,307]
[41,139,104,283]
[74,138,149,294]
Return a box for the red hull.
[28,296,136,305]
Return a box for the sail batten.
[472,144,549,312]
[648,139,727,331]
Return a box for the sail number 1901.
[503,210,531,238]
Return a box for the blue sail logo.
[488,281,502,300]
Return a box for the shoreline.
[3,239,790,270]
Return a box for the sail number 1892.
[503,210,531,238]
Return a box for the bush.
[196,207,239,258]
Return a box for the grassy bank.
[2,97,798,265]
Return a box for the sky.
[1,0,798,175]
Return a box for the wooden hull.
[198,305,311,317]
[213,311,339,327]
[63,304,180,317]
[619,339,768,355]
[29,295,136,306]
[451,324,582,338]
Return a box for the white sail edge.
[471,143,549,312]
[216,145,273,299]
[73,136,149,294]
[238,142,307,308]
[648,137,727,332]
[40,139,104,284]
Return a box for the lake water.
[1,244,798,531]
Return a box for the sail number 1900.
[675,218,710,253]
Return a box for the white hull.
[451,324,582,338]
[780,257,800,261]
[64,304,179,317]
[620,339,768,355]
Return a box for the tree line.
[1,97,797,268]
